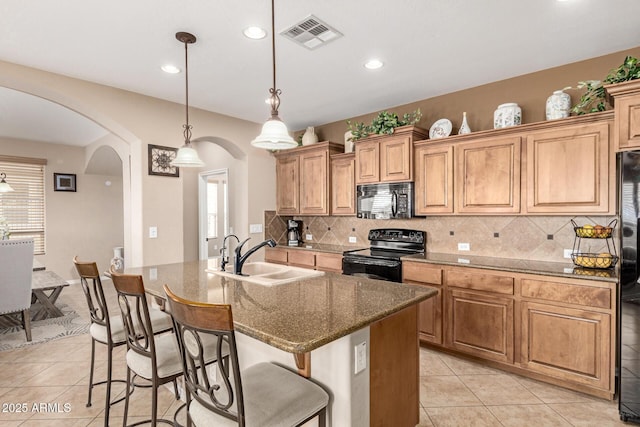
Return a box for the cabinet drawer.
[521,278,611,309]
[264,247,288,264]
[288,250,316,268]
[403,262,442,285]
[315,253,342,272]
[446,269,514,294]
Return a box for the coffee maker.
[287,220,303,246]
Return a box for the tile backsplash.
[264,211,617,263]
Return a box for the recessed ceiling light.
[161,64,181,74]
[364,59,384,70]
[244,26,267,40]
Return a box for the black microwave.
[356,182,414,219]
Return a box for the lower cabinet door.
[521,301,611,391]
[445,289,514,363]
[418,286,442,345]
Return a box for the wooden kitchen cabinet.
[444,268,515,363]
[274,142,342,215]
[455,135,521,214]
[403,261,443,344]
[525,120,613,214]
[604,80,640,150]
[520,301,611,391]
[405,259,616,399]
[264,246,288,265]
[355,126,428,185]
[519,275,614,394]
[264,247,343,273]
[414,143,454,214]
[275,155,299,215]
[330,153,356,215]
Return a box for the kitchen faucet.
[234,238,276,275]
[219,234,239,272]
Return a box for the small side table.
[31,270,70,321]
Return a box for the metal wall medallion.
[148,144,179,177]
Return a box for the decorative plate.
[429,119,452,139]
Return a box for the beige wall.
[0,137,124,277]
[303,46,640,144]
[0,60,275,277]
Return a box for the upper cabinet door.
[415,144,454,214]
[604,80,640,151]
[355,140,380,184]
[331,153,356,215]
[455,136,522,214]
[380,137,412,182]
[276,155,299,215]
[300,149,330,215]
[525,121,613,214]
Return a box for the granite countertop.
[125,260,436,354]
[279,244,618,282]
[402,252,618,283]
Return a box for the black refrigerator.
[619,151,640,423]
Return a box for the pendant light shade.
[0,173,14,193]
[252,117,297,150]
[251,0,297,150]
[171,31,205,168]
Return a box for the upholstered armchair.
[0,239,34,341]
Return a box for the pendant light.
[251,0,297,150]
[0,173,14,193]
[170,31,205,168]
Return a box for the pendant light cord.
[269,0,282,118]
[183,36,192,144]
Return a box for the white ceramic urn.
[494,103,522,129]
[546,90,571,120]
[302,126,318,145]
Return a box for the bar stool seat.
[89,309,172,344]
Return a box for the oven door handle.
[343,256,401,268]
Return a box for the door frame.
[198,168,229,260]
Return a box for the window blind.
[0,156,46,254]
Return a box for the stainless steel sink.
[207,262,324,286]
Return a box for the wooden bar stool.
[164,285,329,427]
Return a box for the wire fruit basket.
[571,252,618,269]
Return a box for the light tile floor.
[0,280,629,426]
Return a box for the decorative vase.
[458,112,471,135]
[493,103,522,129]
[110,247,124,273]
[546,90,571,120]
[344,131,354,153]
[302,126,318,146]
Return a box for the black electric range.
[342,228,426,282]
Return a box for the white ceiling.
[0,0,639,146]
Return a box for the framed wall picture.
[54,173,77,192]
[148,144,179,177]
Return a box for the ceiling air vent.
[280,15,342,50]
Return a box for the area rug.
[0,303,89,351]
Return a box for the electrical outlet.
[458,242,470,251]
[349,236,357,243]
[306,234,313,241]
[354,342,367,374]
[249,223,263,233]
[149,226,158,238]
[564,249,573,259]
[149,267,157,281]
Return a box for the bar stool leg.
[122,367,131,427]
[87,338,96,408]
[103,344,113,427]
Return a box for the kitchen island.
[124,259,436,427]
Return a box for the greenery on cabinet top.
[347,109,422,141]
